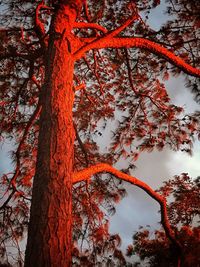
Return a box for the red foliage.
[128,175,200,266]
[0,0,200,265]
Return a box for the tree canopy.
[0,0,200,266]
[127,174,200,267]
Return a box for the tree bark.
[25,6,75,267]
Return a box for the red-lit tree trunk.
[24,6,75,267]
[23,1,200,266]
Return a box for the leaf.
[163,71,169,81]
[132,152,139,161]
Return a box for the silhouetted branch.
[0,52,30,61]
[0,190,16,210]
[73,122,89,166]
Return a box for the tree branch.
[35,3,48,37]
[0,104,42,210]
[73,163,182,255]
[73,122,89,166]
[76,15,138,49]
[73,37,200,78]
[35,2,51,48]
[73,22,107,34]
[10,103,42,188]
[73,82,86,92]
[0,190,16,210]
[104,15,138,39]
[0,52,30,61]
[0,48,43,62]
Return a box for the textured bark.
[25,5,75,267]
[23,2,200,266]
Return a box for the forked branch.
[73,163,182,257]
[74,37,200,78]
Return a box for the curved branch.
[73,37,200,77]
[35,3,46,37]
[73,163,182,255]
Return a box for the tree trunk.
[25,6,75,267]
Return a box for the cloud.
[0,142,13,176]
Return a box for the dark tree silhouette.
[0,0,200,266]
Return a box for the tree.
[0,0,200,266]
[127,174,200,266]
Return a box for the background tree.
[127,174,200,267]
[0,0,200,266]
